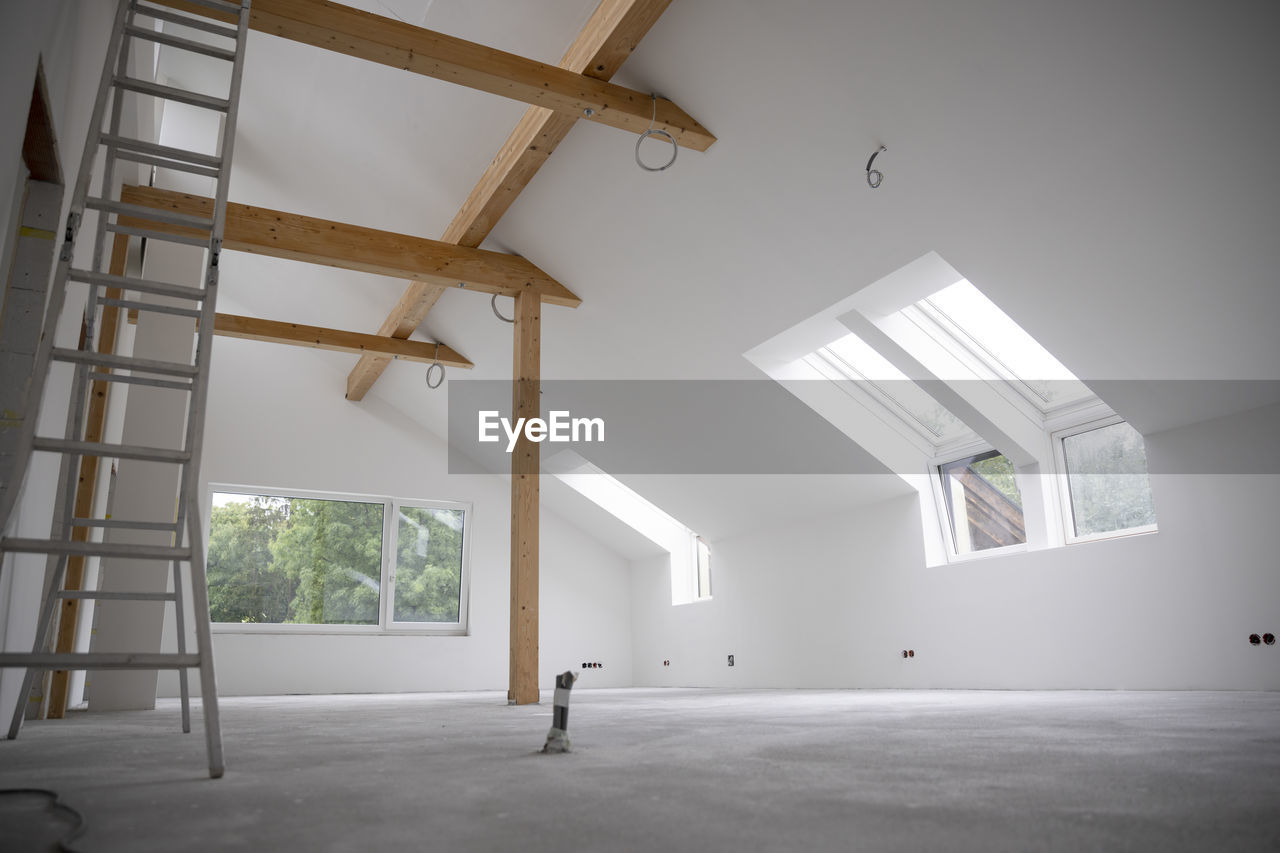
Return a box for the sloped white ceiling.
[161,0,1280,542]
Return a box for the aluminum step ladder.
[0,0,252,779]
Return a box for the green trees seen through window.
[207,493,464,626]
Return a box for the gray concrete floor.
[1,689,1278,852]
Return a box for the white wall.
[632,403,1280,691]
[171,338,633,696]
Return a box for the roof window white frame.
[929,446,1030,562]
[1051,415,1160,545]
[804,345,981,459]
[907,292,1098,423]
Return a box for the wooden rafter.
[148,0,714,150]
[214,313,472,368]
[345,0,673,401]
[117,185,579,306]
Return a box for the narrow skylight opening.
[809,332,976,449]
[913,280,1094,412]
[546,451,709,604]
[553,461,690,550]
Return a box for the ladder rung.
[112,148,222,180]
[86,371,195,392]
[101,133,221,169]
[52,348,199,377]
[101,296,202,320]
[86,197,214,231]
[104,221,211,248]
[113,76,230,112]
[0,653,201,670]
[0,538,190,560]
[146,0,245,17]
[57,590,177,602]
[69,268,207,302]
[32,438,191,465]
[129,3,240,40]
[124,24,237,61]
[71,518,181,532]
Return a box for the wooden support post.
[46,233,129,718]
[508,292,541,705]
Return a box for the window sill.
[942,543,1029,565]
[1065,525,1159,547]
[211,624,467,637]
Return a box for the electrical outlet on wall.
[727,654,735,667]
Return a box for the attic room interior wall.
[0,1,117,725]
[162,338,633,697]
[632,403,1280,691]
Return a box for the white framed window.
[1053,417,1158,543]
[695,537,712,600]
[206,486,470,634]
[934,449,1027,557]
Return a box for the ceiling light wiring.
[635,93,678,172]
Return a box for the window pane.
[821,334,974,444]
[1063,422,1157,537]
[940,452,1026,553]
[208,494,383,625]
[923,280,1094,409]
[394,506,464,623]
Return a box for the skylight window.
[809,332,976,450]
[746,251,1159,565]
[911,280,1094,413]
[546,451,710,604]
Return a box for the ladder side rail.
[171,468,194,737]
[48,24,129,572]
[5,545,76,737]
[171,553,192,734]
[0,0,132,536]
[85,0,134,310]
[180,0,253,782]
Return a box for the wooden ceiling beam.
[117,185,580,307]
[214,313,472,368]
[147,0,714,151]
[344,0,672,401]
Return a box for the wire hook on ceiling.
[425,342,445,389]
[635,93,678,173]
[491,293,515,324]
[865,145,886,188]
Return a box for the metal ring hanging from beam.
[865,145,886,188]
[425,343,445,389]
[491,293,515,323]
[635,93,678,172]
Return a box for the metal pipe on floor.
[541,670,577,753]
